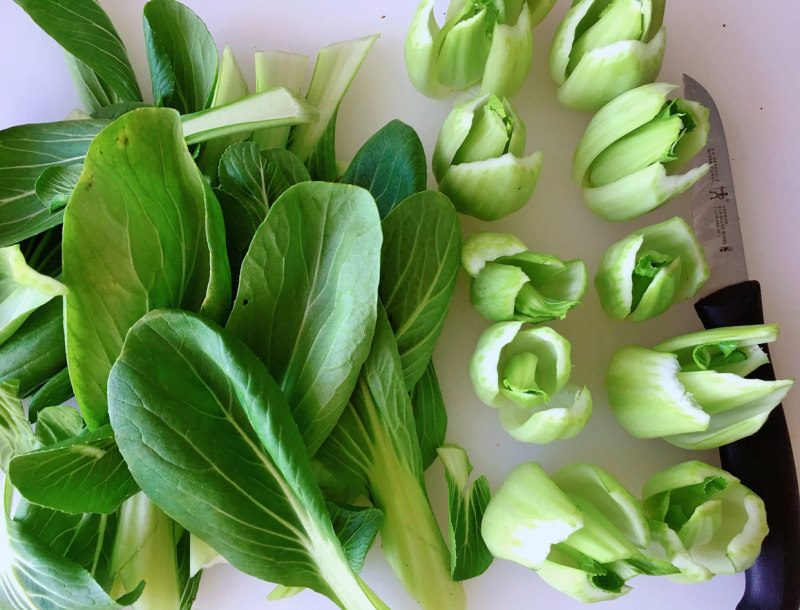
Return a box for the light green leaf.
[12,0,141,103]
[227,182,382,454]
[63,107,231,429]
[143,0,218,114]
[380,191,460,389]
[32,405,83,445]
[0,380,35,472]
[252,50,309,150]
[34,164,83,213]
[108,310,380,609]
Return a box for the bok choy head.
[550,0,667,111]
[405,0,556,99]
[469,322,592,443]
[594,216,709,321]
[462,232,587,323]
[642,460,768,581]
[606,324,794,448]
[573,83,710,222]
[433,94,542,220]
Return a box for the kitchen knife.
[684,73,800,610]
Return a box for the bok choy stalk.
[595,216,709,321]
[642,460,768,582]
[405,0,556,99]
[462,232,587,323]
[433,94,542,220]
[550,0,666,112]
[317,308,466,609]
[573,83,710,221]
[481,462,677,602]
[606,324,795,449]
[470,322,592,443]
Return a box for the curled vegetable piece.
[433,94,542,220]
[462,232,587,323]
[606,324,794,449]
[550,0,666,112]
[482,462,675,602]
[405,0,555,99]
[469,321,592,443]
[574,83,710,221]
[595,216,709,321]
[642,460,768,581]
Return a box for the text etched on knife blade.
[706,146,734,253]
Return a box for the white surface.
[1,1,798,609]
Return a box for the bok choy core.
[462,232,587,323]
[469,322,592,443]
[642,460,768,582]
[481,461,678,602]
[405,0,556,99]
[606,324,795,448]
[573,83,710,221]
[550,0,667,112]
[433,94,542,221]
[595,216,709,321]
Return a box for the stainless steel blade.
[683,74,749,296]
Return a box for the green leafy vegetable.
[9,424,138,515]
[108,309,385,609]
[0,119,107,246]
[342,119,428,218]
[227,181,382,454]
[595,216,709,321]
[34,164,84,213]
[433,94,542,220]
[63,107,231,429]
[253,50,309,150]
[470,322,592,443]
[380,190,461,389]
[549,0,666,111]
[437,443,493,580]
[318,308,465,609]
[606,324,794,448]
[573,83,711,221]
[462,232,587,323]
[12,0,142,103]
[410,361,448,470]
[143,0,218,114]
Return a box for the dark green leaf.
[19,225,62,278]
[64,52,119,113]
[63,107,230,429]
[303,113,338,181]
[342,120,428,218]
[437,443,493,580]
[327,502,384,573]
[13,501,118,589]
[108,309,368,604]
[143,0,218,114]
[380,191,461,389]
[0,518,134,609]
[12,0,141,103]
[0,298,66,397]
[410,361,448,470]
[9,424,138,514]
[0,119,107,246]
[177,530,202,610]
[33,405,83,444]
[227,181,382,454]
[35,164,83,213]
[27,369,74,423]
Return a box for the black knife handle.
[695,280,800,610]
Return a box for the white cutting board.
[1,1,798,609]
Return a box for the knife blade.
[684,73,800,610]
